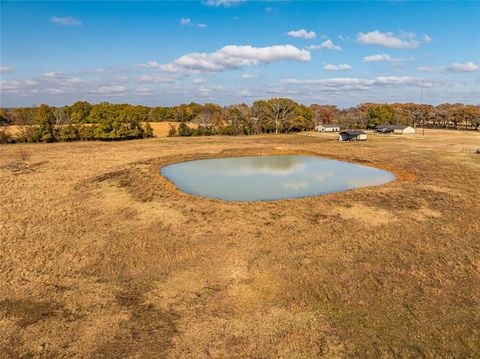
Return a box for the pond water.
[161,155,395,202]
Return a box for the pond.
[161,155,395,202]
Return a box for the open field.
[1,129,479,358]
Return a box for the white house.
[339,130,367,141]
[375,124,416,134]
[315,124,340,132]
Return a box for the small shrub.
[177,122,192,137]
[143,123,154,138]
[0,129,15,144]
[167,125,177,137]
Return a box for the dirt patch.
[331,203,397,226]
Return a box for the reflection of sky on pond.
[161,155,395,201]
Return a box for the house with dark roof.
[339,130,367,141]
[375,124,416,134]
[315,124,340,132]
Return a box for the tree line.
[1,100,479,143]
[0,103,153,143]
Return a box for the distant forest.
[1,100,479,143]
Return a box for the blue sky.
[1,0,479,107]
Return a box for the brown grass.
[0,129,479,358]
[143,122,198,137]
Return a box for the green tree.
[177,122,192,136]
[167,124,177,137]
[34,104,55,142]
[58,124,79,141]
[366,104,395,128]
[67,101,92,123]
[143,123,154,138]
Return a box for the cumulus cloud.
[282,77,374,89]
[50,16,82,26]
[416,62,479,73]
[306,39,342,51]
[446,62,479,73]
[281,76,426,90]
[363,53,412,65]
[374,76,422,86]
[137,75,175,83]
[0,66,14,73]
[363,54,392,62]
[357,30,420,49]
[286,29,316,39]
[417,66,439,73]
[323,64,351,71]
[197,85,224,95]
[203,0,244,7]
[90,85,126,95]
[192,78,206,84]
[42,72,65,79]
[154,45,311,73]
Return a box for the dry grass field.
[1,129,479,358]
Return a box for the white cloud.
[0,66,14,73]
[447,62,479,73]
[137,75,175,83]
[197,85,224,95]
[423,34,433,44]
[237,90,252,96]
[90,85,126,95]
[357,30,420,49]
[306,39,342,51]
[50,16,82,26]
[281,76,426,90]
[363,53,392,62]
[158,44,311,73]
[323,64,352,71]
[282,77,374,88]
[180,18,207,28]
[1,79,41,93]
[203,0,244,7]
[241,73,259,79]
[416,62,479,73]
[42,72,65,79]
[286,29,316,39]
[374,76,422,86]
[363,53,412,65]
[137,61,162,69]
[417,66,439,73]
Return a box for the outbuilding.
[315,124,340,132]
[339,130,367,141]
[375,124,416,134]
